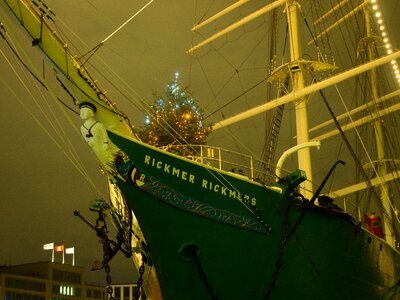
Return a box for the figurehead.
[79,101,97,121]
[78,101,141,184]
[79,101,116,170]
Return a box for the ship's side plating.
[110,131,400,300]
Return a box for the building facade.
[0,262,105,300]
[109,283,145,300]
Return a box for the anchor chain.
[104,259,114,300]
[263,161,345,298]
[96,209,115,300]
[74,202,149,300]
[135,255,145,300]
[263,195,291,299]
[193,254,218,300]
[253,206,274,234]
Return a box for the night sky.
[0,0,265,284]
[1,0,400,285]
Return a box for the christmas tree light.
[138,73,212,155]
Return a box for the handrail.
[161,144,277,183]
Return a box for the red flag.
[54,245,64,252]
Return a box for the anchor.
[74,207,132,270]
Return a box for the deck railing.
[161,144,277,183]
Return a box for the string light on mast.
[370,0,400,85]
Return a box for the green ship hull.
[2,0,400,298]
[110,131,400,299]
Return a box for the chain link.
[96,210,115,300]
[253,206,274,234]
[263,197,291,299]
[105,262,114,300]
[75,205,142,300]
[134,255,145,300]
[193,255,218,299]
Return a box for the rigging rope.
[0,26,80,115]
[204,76,268,119]
[301,0,400,230]
[333,82,400,226]
[0,26,100,195]
[261,4,287,173]
[79,0,154,65]
[189,5,273,164]
[318,86,396,231]
[102,0,154,44]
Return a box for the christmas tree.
[138,73,211,155]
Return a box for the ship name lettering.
[172,167,180,177]
[144,155,195,183]
[144,155,256,205]
[164,164,170,173]
[201,179,257,206]
[221,186,227,196]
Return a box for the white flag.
[65,247,74,254]
[43,242,54,250]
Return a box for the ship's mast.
[285,0,313,199]
[364,5,394,246]
[189,1,400,214]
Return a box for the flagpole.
[43,242,55,262]
[65,247,75,266]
